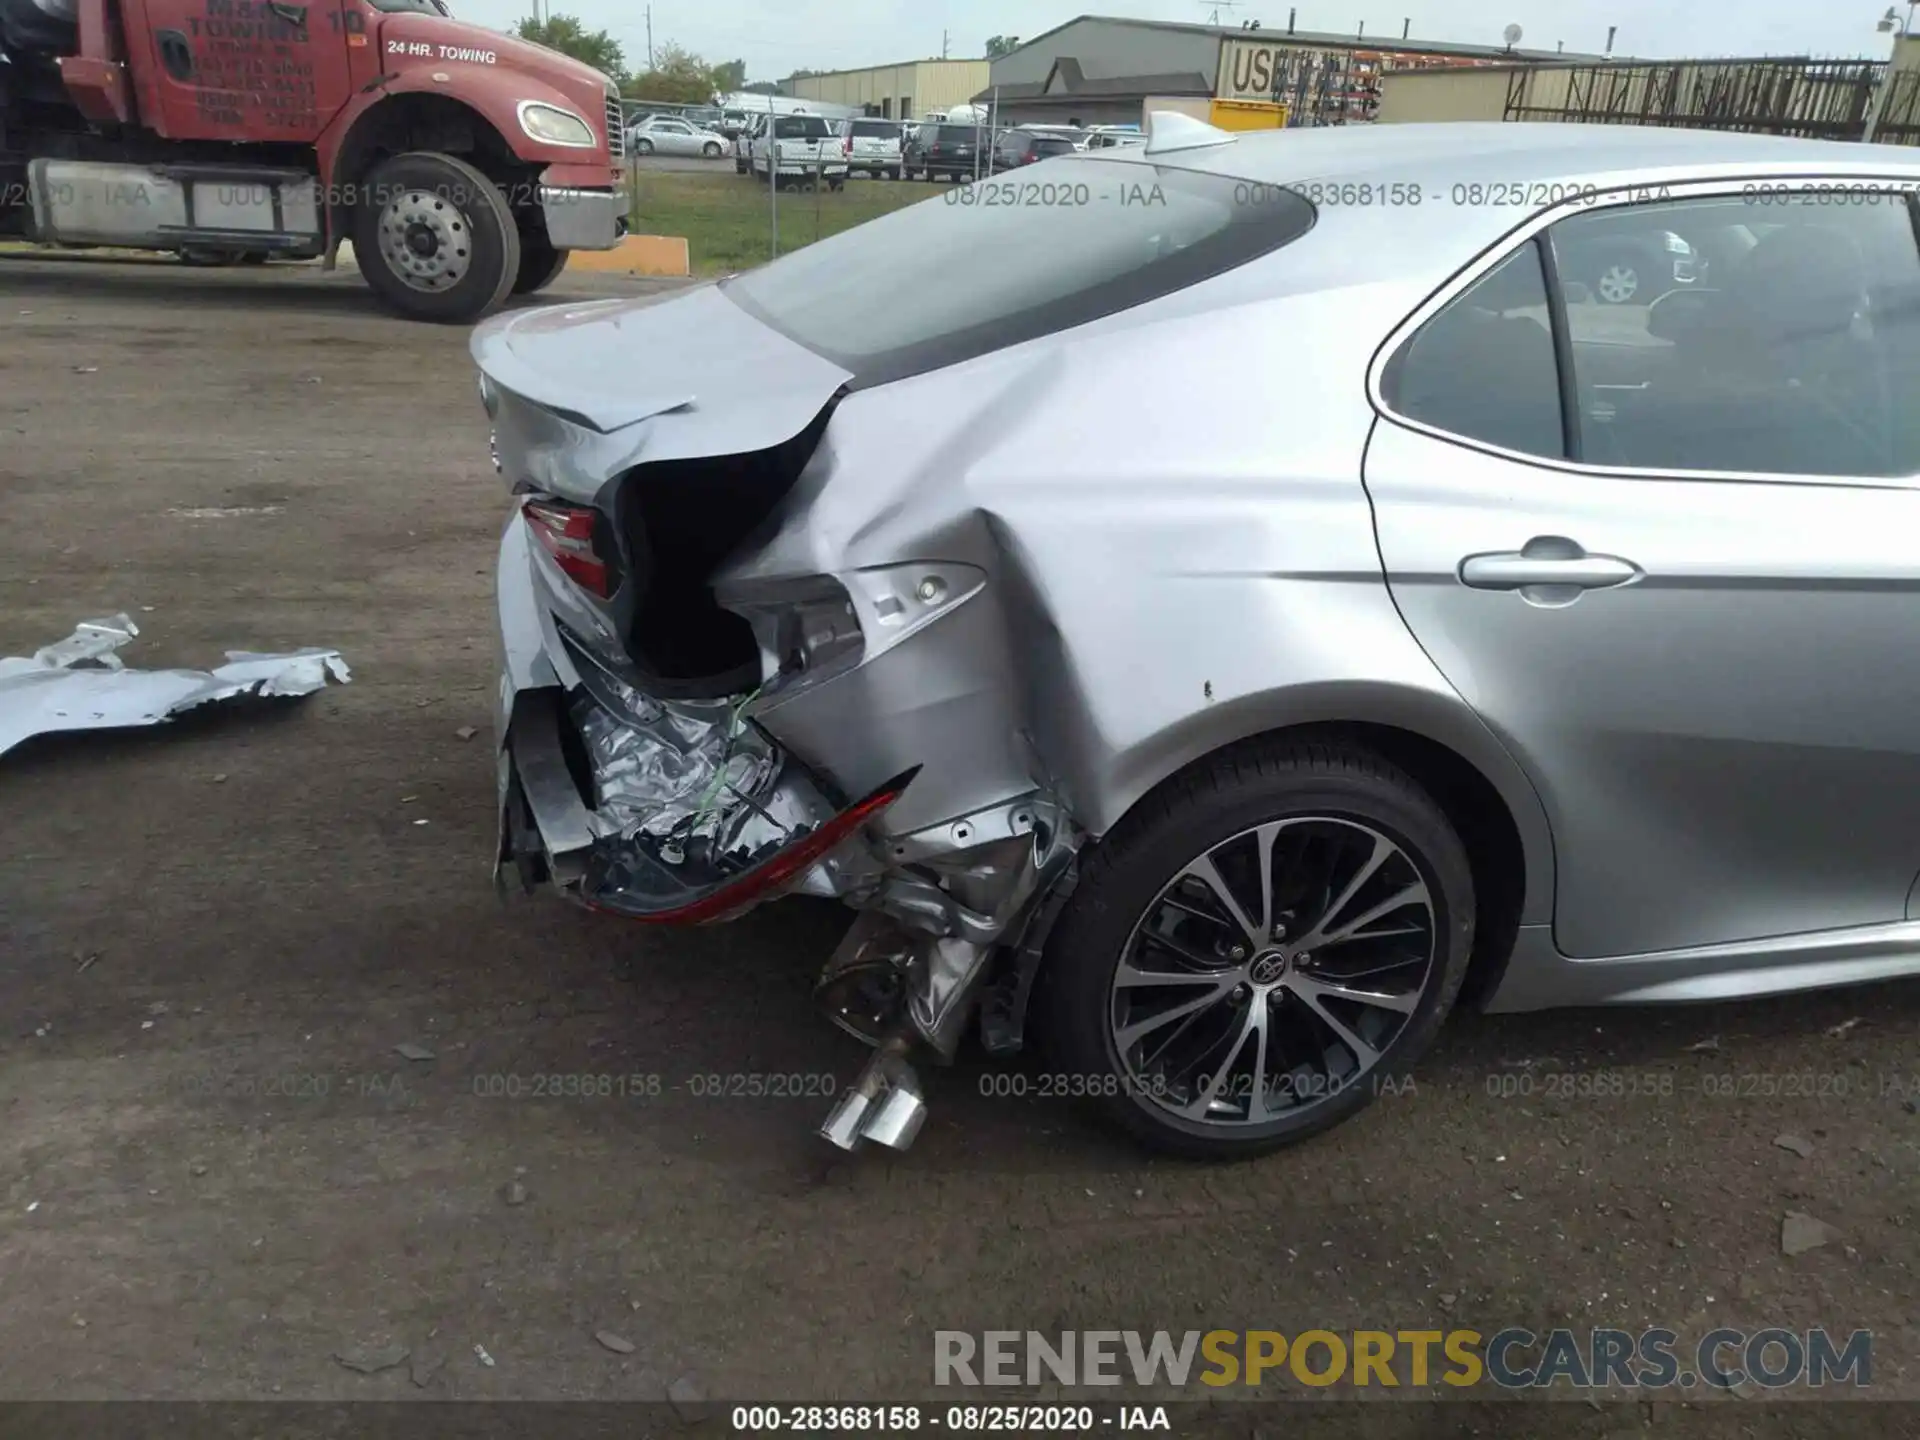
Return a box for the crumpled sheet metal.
[0,614,350,758]
[570,670,778,846]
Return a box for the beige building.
[785,60,992,120]
[1376,65,1525,123]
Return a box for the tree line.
[514,13,746,103]
[513,15,1027,102]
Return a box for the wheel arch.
[1082,682,1554,1009]
[318,90,536,247]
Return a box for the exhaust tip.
[819,1039,927,1152]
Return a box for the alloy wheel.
[1107,817,1436,1128]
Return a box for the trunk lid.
[476,284,852,699]
[471,285,850,448]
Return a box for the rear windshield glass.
[850,120,899,138]
[1033,137,1077,155]
[928,124,985,142]
[724,160,1314,386]
[773,116,832,139]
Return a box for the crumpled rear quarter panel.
[722,273,1449,839]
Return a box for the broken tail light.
[524,499,614,599]
[587,769,918,925]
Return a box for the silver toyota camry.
[477,118,1920,1159]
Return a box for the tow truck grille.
[606,94,626,158]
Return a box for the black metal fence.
[1502,57,1920,145]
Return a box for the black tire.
[1036,738,1476,1160]
[703,141,722,158]
[353,152,520,325]
[634,138,654,156]
[511,238,569,296]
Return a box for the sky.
[457,0,1913,82]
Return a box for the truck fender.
[315,74,596,243]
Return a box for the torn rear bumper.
[494,517,906,922]
[497,685,910,922]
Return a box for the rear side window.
[1382,243,1565,460]
[1549,197,1920,477]
[723,161,1315,386]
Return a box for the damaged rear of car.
[479,145,1322,1154]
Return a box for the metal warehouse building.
[975,14,1593,127]
[784,59,992,120]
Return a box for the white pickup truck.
[750,114,849,190]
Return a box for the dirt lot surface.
[2,254,1919,1435]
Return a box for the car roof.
[1159,121,1912,188]
[991,121,1920,334]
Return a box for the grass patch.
[627,170,948,275]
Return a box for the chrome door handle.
[1459,539,1643,594]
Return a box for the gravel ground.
[1,253,1916,1434]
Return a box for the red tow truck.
[0,0,627,321]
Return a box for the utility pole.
[646,5,654,69]
[942,29,949,58]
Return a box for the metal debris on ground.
[394,1042,435,1062]
[1773,1133,1815,1159]
[1826,1017,1865,1039]
[473,1343,496,1368]
[1685,1037,1721,1054]
[0,614,349,758]
[594,1331,635,1355]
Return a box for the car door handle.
[1459,539,1643,593]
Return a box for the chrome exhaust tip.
[820,1035,927,1152]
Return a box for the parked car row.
[722,117,1149,185]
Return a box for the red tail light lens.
[523,499,612,598]
[591,770,917,926]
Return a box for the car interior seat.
[1648,222,1884,475]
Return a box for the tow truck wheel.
[512,239,570,296]
[353,152,521,325]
